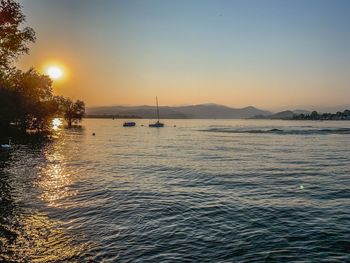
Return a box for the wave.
[202,127,350,135]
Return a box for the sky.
[17,0,350,111]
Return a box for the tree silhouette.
[0,0,36,71]
[293,109,350,120]
[61,98,85,127]
[0,69,57,132]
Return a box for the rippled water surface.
[1,119,350,262]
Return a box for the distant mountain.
[270,110,295,119]
[251,109,311,120]
[293,109,311,115]
[87,103,272,119]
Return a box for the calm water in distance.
[1,119,350,262]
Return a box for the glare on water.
[52,118,62,130]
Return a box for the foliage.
[293,110,350,120]
[0,68,57,131]
[0,0,36,71]
[0,69,86,132]
[0,76,17,129]
[55,97,85,127]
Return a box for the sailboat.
[149,96,164,127]
[123,121,136,127]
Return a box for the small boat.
[123,122,136,127]
[149,121,164,128]
[149,96,164,128]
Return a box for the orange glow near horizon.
[15,1,350,111]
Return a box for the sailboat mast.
[156,96,160,121]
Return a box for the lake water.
[1,119,350,262]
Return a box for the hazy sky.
[17,0,350,111]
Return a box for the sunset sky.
[17,0,350,111]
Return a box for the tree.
[0,78,18,130]
[0,68,57,131]
[61,98,85,127]
[0,0,36,71]
[0,0,38,132]
[343,110,350,117]
[310,111,319,120]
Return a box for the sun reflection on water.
[39,162,74,206]
[0,121,92,262]
[2,213,88,262]
[37,140,77,208]
[52,118,62,130]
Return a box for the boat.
[149,97,164,128]
[123,122,136,127]
[149,121,164,128]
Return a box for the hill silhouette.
[87,103,272,119]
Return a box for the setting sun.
[47,66,63,80]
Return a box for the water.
[1,119,350,262]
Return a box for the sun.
[47,66,63,80]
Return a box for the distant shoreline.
[85,116,350,121]
[85,115,143,119]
